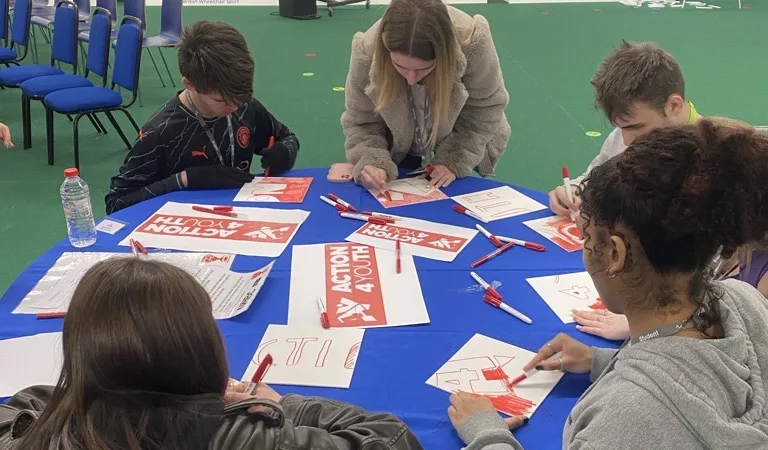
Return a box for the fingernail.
[535,365,543,370]
[523,417,530,425]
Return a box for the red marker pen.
[36,312,66,320]
[469,271,502,300]
[321,195,349,212]
[470,242,515,268]
[264,136,275,177]
[562,166,576,221]
[453,204,488,223]
[396,240,402,274]
[476,224,503,248]
[328,193,357,212]
[340,212,393,225]
[317,298,330,329]
[497,236,546,252]
[484,293,532,325]
[244,354,273,395]
[192,205,238,218]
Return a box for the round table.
[0,167,619,449]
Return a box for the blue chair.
[141,0,181,88]
[20,6,111,152]
[1,0,9,49]
[0,0,78,88]
[30,0,89,43]
[44,15,142,168]
[0,0,31,66]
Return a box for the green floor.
[0,1,766,294]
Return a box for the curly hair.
[580,118,768,331]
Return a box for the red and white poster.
[345,217,477,262]
[233,177,313,203]
[523,216,583,252]
[119,202,309,257]
[368,177,448,209]
[526,272,605,323]
[288,243,429,329]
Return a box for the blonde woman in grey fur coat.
[341,0,510,190]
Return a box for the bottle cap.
[64,168,79,177]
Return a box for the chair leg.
[86,113,102,134]
[22,94,32,149]
[119,108,141,134]
[145,48,166,88]
[157,47,176,88]
[104,110,131,149]
[92,114,108,134]
[46,107,55,165]
[30,27,39,64]
[73,113,83,169]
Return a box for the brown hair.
[580,118,768,331]
[178,20,254,106]
[19,258,229,450]
[374,0,457,147]
[591,40,685,123]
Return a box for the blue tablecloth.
[0,168,619,449]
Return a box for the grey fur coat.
[341,6,510,182]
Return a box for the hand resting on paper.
[548,185,581,217]
[523,333,592,374]
[448,391,528,431]
[426,164,456,188]
[225,380,283,413]
[571,309,630,341]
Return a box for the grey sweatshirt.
[459,279,768,449]
[571,127,625,186]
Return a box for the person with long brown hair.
[0,258,423,449]
[342,0,509,190]
[447,119,768,449]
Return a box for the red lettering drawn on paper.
[545,218,583,252]
[241,177,312,203]
[355,223,467,254]
[324,243,386,327]
[589,297,606,310]
[137,214,297,243]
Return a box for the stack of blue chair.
[0,0,31,66]
[18,5,113,153]
[43,16,143,168]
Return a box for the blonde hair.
[374,0,458,148]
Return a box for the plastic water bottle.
[60,168,97,248]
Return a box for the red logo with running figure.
[237,126,250,148]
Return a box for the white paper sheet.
[119,202,309,257]
[526,271,606,323]
[14,252,273,320]
[345,217,477,262]
[233,177,313,203]
[368,177,448,208]
[426,333,563,417]
[242,324,365,389]
[523,215,584,252]
[0,333,64,397]
[288,243,429,329]
[95,218,128,234]
[451,187,546,222]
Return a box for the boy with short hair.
[106,20,299,214]
[548,40,700,217]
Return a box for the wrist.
[181,170,188,188]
